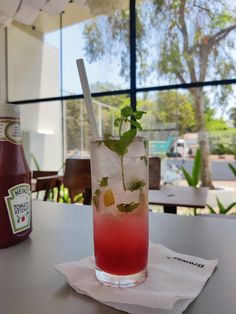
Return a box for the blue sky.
[45,22,127,95]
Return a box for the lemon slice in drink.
[104,189,115,206]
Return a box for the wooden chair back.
[32,171,62,201]
[32,170,58,179]
[63,158,92,205]
[32,157,160,203]
[149,157,161,190]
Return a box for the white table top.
[149,185,208,208]
[0,200,235,314]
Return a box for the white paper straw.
[76,58,99,138]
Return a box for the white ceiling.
[0,0,129,32]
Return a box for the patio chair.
[32,159,92,204]
[32,170,62,201]
[62,158,92,205]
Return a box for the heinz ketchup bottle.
[0,103,32,248]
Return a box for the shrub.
[209,130,236,155]
[211,143,233,155]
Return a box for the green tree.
[137,91,196,136]
[66,85,130,153]
[205,105,229,130]
[206,119,229,131]
[66,99,90,152]
[83,0,236,187]
[155,91,196,134]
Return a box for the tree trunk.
[190,88,213,188]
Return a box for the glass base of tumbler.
[95,267,147,287]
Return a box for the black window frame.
[7,0,236,109]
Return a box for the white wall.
[6,25,63,171]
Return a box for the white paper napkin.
[55,243,218,314]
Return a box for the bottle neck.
[0,116,22,145]
[0,103,20,119]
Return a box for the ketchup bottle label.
[0,118,22,144]
[4,184,31,234]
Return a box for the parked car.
[167,139,192,158]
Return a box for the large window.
[7,0,236,177]
[62,2,130,95]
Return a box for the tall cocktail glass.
[90,136,149,287]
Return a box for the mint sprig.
[127,180,146,191]
[104,129,136,157]
[117,202,139,213]
[99,177,109,187]
[104,106,146,191]
[93,189,101,210]
[115,106,145,134]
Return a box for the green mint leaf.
[95,189,101,197]
[130,120,142,130]
[104,138,124,156]
[144,139,148,149]
[105,129,137,157]
[99,177,109,187]
[121,106,133,117]
[127,180,146,191]
[119,128,137,153]
[140,156,148,166]
[117,202,139,213]
[133,110,146,120]
[93,189,101,210]
[114,118,121,127]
